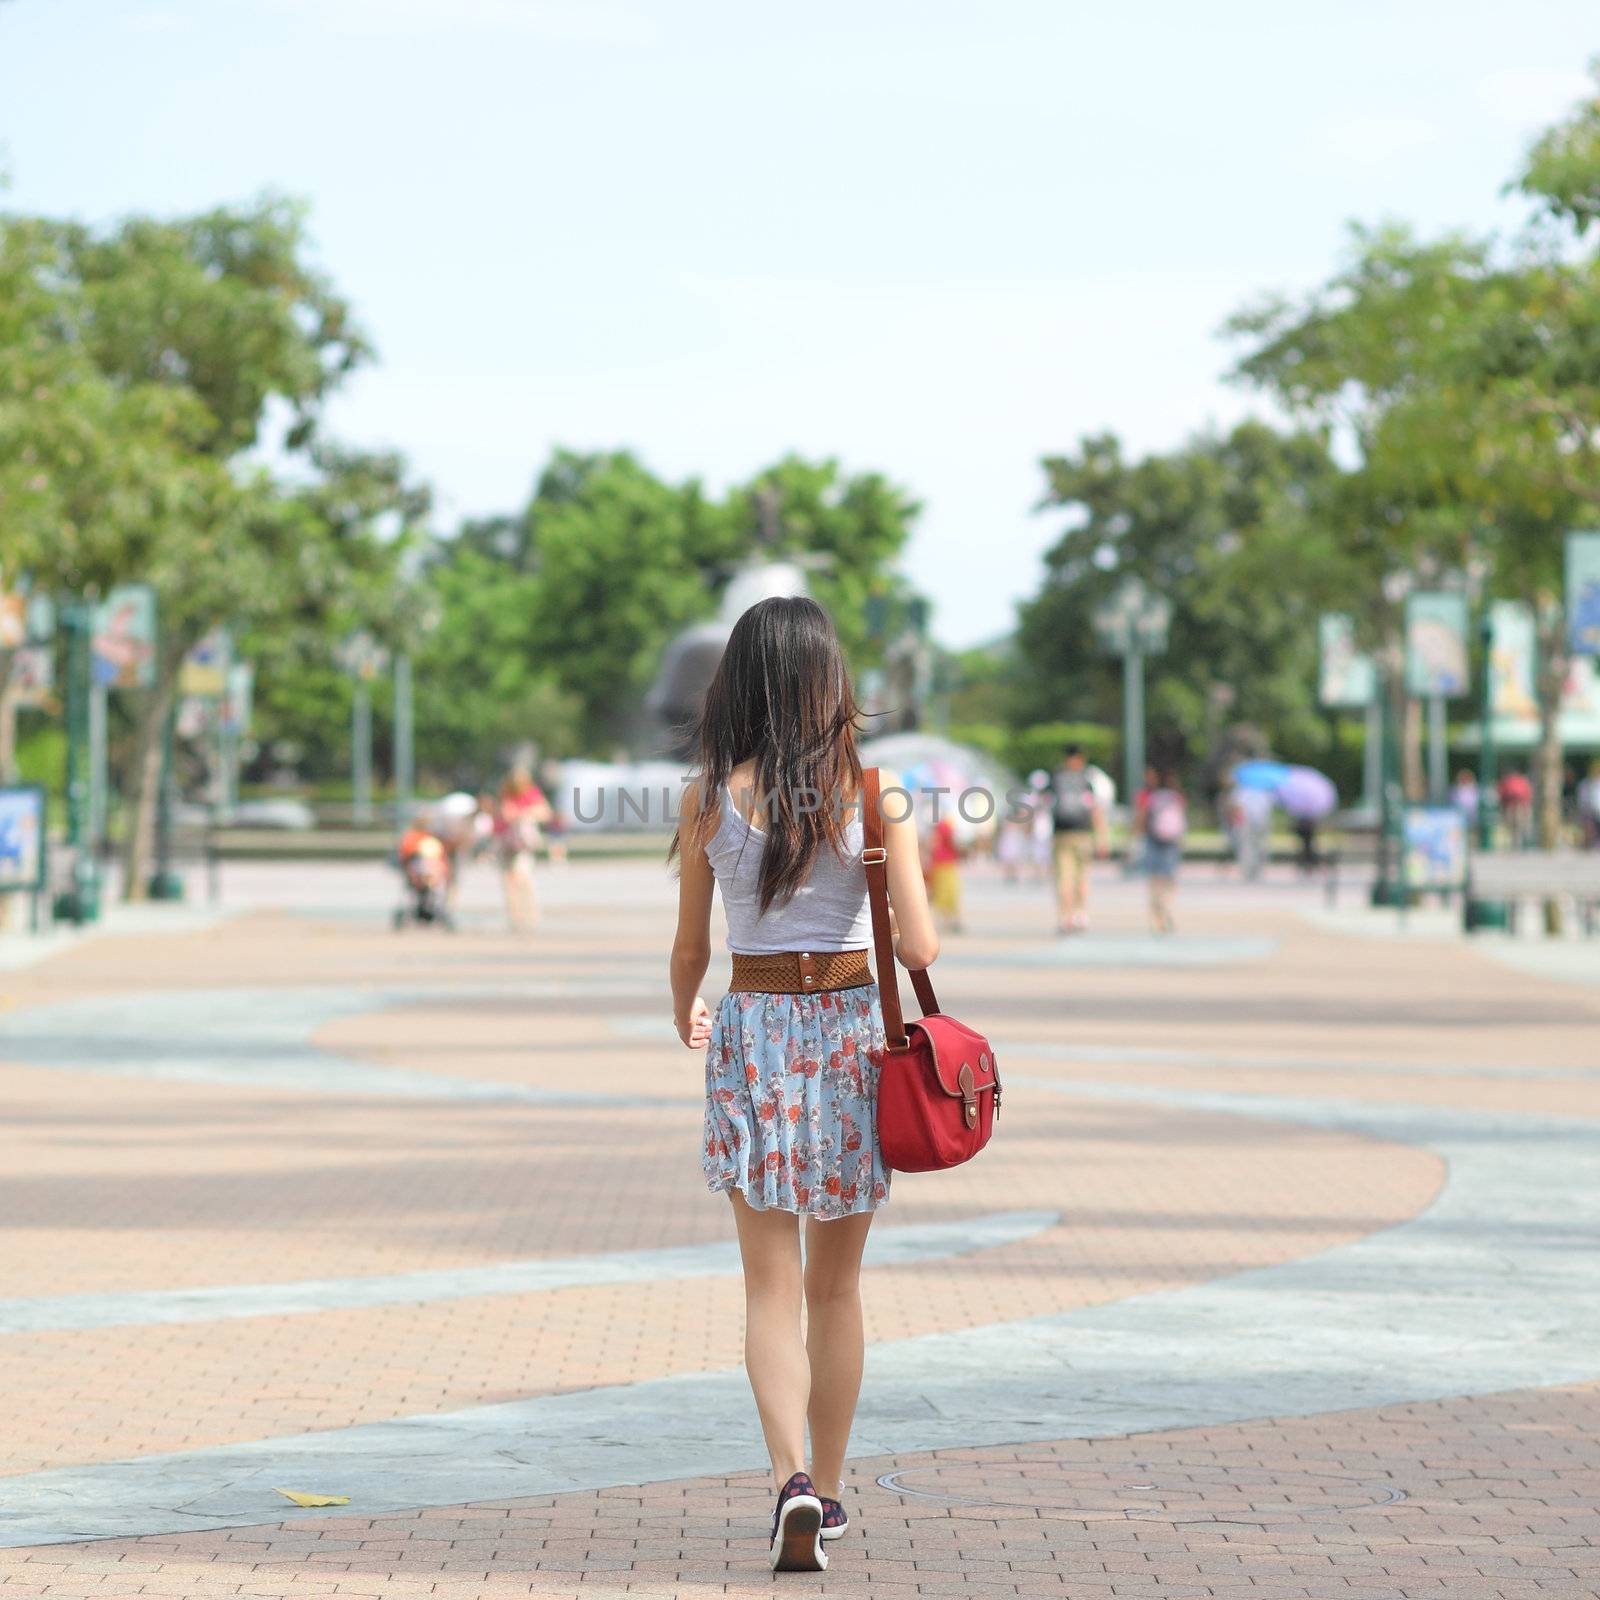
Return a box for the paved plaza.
[2,856,1598,1599]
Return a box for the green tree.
[406,546,581,781]
[729,456,923,667]
[1226,224,1494,797]
[1020,422,1343,777]
[520,450,738,747]
[0,200,411,891]
[1229,112,1600,843]
[433,449,922,757]
[242,446,429,783]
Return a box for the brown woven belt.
[730,948,872,995]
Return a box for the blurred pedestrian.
[1578,758,1600,851]
[1290,812,1319,873]
[1050,743,1107,934]
[1232,781,1273,882]
[1498,768,1533,848]
[429,790,481,917]
[394,814,452,929]
[668,595,939,1571]
[1139,768,1186,933]
[494,768,551,931]
[1451,769,1480,829]
[995,798,1032,883]
[1130,763,1157,877]
[1028,768,1054,881]
[924,813,964,933]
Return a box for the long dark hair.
[670,595,863,911]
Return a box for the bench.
[1467,851,1600,935]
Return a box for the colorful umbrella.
[1276,766,1338,820]
[859,734,1015,844]
[1232,759,1294,791]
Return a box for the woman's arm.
[879,772,939,970]
[670,782,715,1048]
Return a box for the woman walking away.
[1139,769,1186,934]
[494,769,551,931]
[669,596,938,1573]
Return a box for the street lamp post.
[53,601,100,925]
[1370,660,1408,908]
[1370,572,1415,910]
[337,632,389,826]
[1464,606,1509,931]
[352,684,373,824]
[1093,576,1173,807]
[1122,645,1145,803]
[147,695,185,901]
[392,653,414,825]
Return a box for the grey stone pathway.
[0,1209,1057,1335]
[5,1076,1596,1549]
[0,986,686,1106]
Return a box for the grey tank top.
[705,786,873,955]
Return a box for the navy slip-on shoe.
[819,1496,849,1541]
[769,1471,826,1571]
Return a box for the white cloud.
[1478,68,1592,131]
[266,0,659,46]
[1318,114,1439,165]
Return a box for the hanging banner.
[1568,530,1600,657]
[222,661,254,737]
[8,646,54,708]
[1404,592,1471,699]
[175,696,211,741]
[1318,614,1377,707]
[0,588,24,651]
[1,575,55,649]
[1488,601,1539,723]
[0,785,46,893]
[91,585,158,689]
[1402,805,1468,893]
[180,627,232,698]
[26,591,54,644]
[1562,654,1600,718]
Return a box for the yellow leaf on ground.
[272,1488,350,1508]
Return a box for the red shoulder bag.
[861,767,1001,1172]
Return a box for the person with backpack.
[1051,743,1108,933]
[1137,767,1186,934]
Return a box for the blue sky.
[1,1,1594,645]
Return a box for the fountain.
[644,488,813,757]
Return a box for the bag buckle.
[861,846,888,865]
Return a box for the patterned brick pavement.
[2,859,1597,1597]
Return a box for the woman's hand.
[676,995,711,1049]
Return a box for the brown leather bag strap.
[861,767,940,1051]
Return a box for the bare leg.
[502,855,537,931]
[514,856,538,929]
[802,1210,874,1499]
[1053,841,1074,929]
[729,1192,808,1488]
[1151,874,1175,932]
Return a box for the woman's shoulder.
[682,774,748,852]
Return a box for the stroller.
[394,824,454,930]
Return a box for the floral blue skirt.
[703,983,890,1219]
